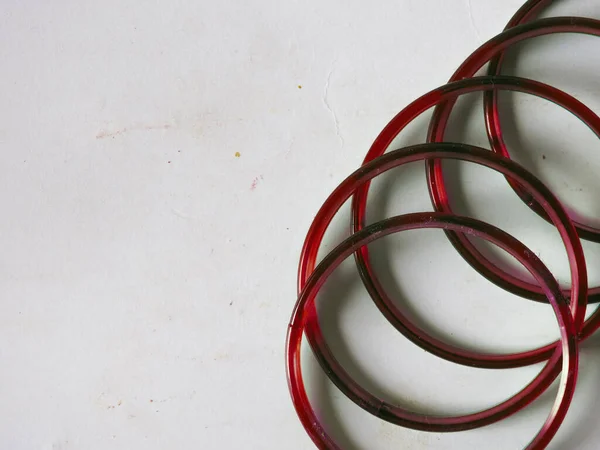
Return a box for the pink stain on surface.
[250,175,264,191]
[96,127,128,139]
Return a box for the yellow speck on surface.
[297,85,302,89]
[234,152,241,157]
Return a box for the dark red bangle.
[296,142,584,436]
[483,0,551,153]
[290,7,593,449]
[425,16,600,305]
[341,76,596,369]
[484,4,597,239]
[289,209,578,449]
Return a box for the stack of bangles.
[286,1,600,449]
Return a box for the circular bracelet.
[484,6,598,240]
[483,0,552,159]
[425,17,600,305]
[289,210,578,449]
[297,143,584,433]
[290,10,595,448]
[337,77,597,368]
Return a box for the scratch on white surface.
[154,396,176,403]
[96,123,172,139]
[308,45,316,73]
[323,62,344,148]
[286,137,295,155]
[466,0,482,41]
[171,208,192,220]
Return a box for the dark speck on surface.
[542,154,546,159]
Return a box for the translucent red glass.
[426,17,600,304]
[295,142,585,437]
[288,5,598,449]
[289,208,578,449]
[345,76,597,369]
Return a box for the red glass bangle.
[483,0,551,151]
[342,76,596,369]
[424,17,600,304]
[289,7,591,449]
[494,0,551,30]
[483,0,550,157]
[289,210,578,450]
[484,4,595,240]
[296,142,584,433]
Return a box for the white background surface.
[2,0,600,449]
